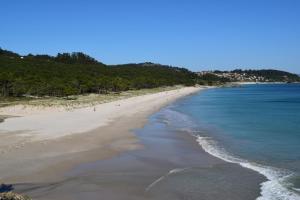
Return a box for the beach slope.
[0,86,203,183]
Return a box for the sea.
[167,83,300,200]
[15,83,300,200]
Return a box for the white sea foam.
[145,168,188,192]
[196,135,300,200]
[161,108,300,199]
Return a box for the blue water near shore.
[169,84,300,200]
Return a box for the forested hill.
[209,69,300,83]
[0,48,202,97]
[231,69,300,82]
[2,48,297,98]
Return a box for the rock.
[0,192,31,200]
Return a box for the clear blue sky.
[1,0,300,73]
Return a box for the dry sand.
[0,86,203,183]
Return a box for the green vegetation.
[0,48,203,97]
[214,69,300,82]
[0,86,184,109]
[234,69,300,82]
[197,73,230,86]
[2,48,298,99]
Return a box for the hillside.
[198,69,300,83]
[2,48,298,98]
[0,48,202,97]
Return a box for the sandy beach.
[9,89,265,200]
[0,86,204,184]
[0,86,266,200]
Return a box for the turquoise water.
[170,84,300,200]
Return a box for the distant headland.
[1,48,299,98]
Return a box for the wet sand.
[14,109,266,200]
[0,87,203,183]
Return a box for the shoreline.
[196,135,300,200]
[190,84,300,200]
[0,86,187,117]
[14,98,265,200]
[235,81,298,85]
[0,86,205,141]
[0,86,204,184]
[0,85,279,200]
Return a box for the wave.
[145,168,189,192]
[160,107,300,199]
[195,135,300,200]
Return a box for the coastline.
[0,86,204,183]
[187,84,300,200]
[0,85,280,200]
[13,96,265,200]
[235,81,295,85]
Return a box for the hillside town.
[196,70,299,83]
[197,71,267,82]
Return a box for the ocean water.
[168,84,300,200]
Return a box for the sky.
[1,0,300,73]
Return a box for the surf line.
[145,168,189,192]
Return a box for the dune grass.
[0,85,184,109]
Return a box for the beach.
[1,1,299,199]
[14,110,264,200]
[0,86,204,184]
[0,86,268,200]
